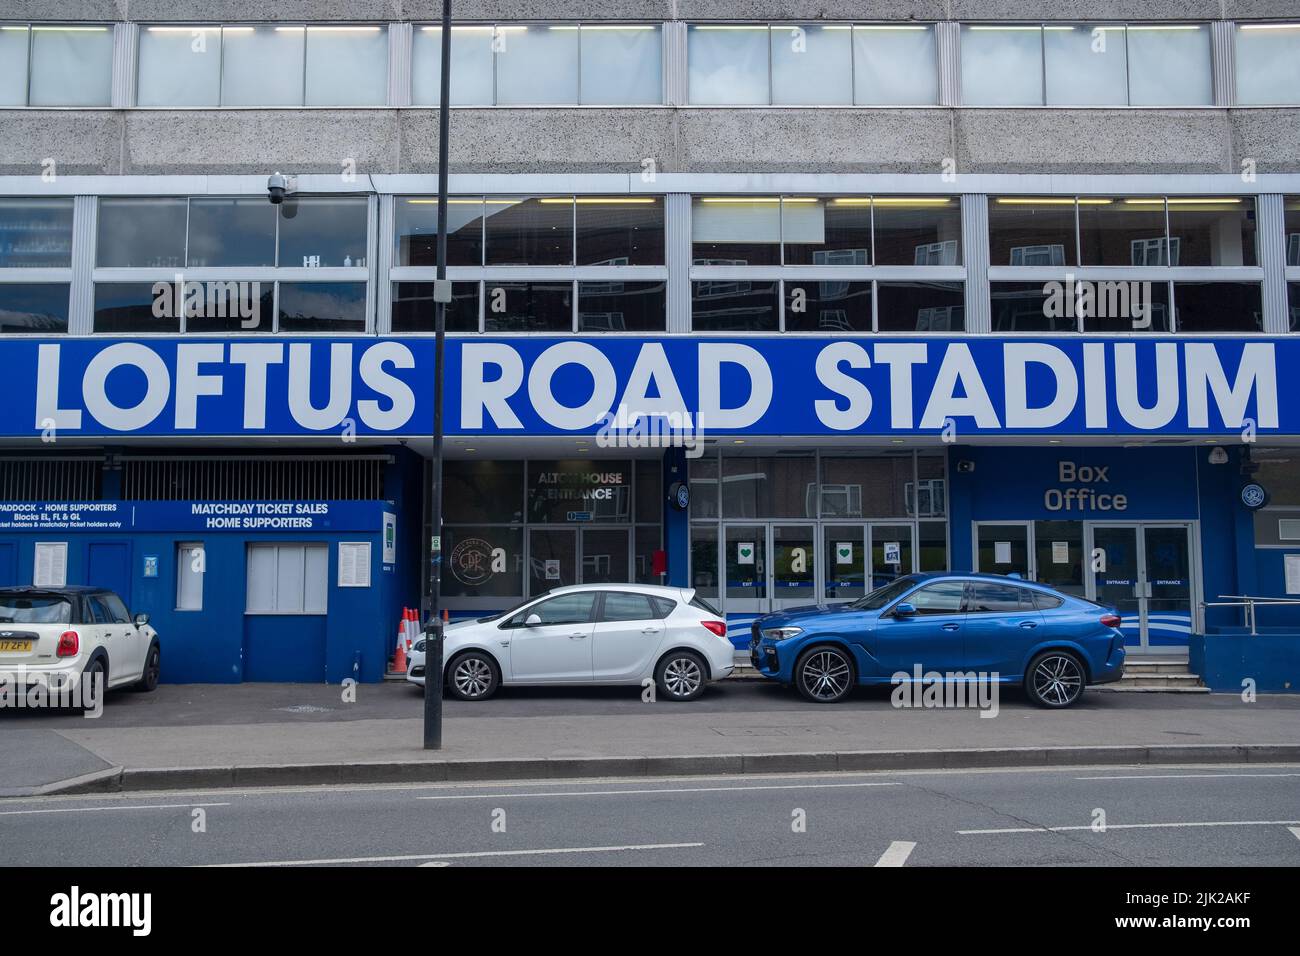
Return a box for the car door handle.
[568,632,588,639]
[1019,621,1038,629]
[941,623,960,631]
[641,627,661,635]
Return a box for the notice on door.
[835,542,853,565]
[33,541,68,587]
[994,540,1012,565]
[1286,554,1300,595]
[737,542,755,565]
[1052,541,1070,564]
[882,541,901,565]
[545,559,561,581]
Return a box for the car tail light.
[1100,614,1122,629]
[700,620,728,637]
[57,631,79,658]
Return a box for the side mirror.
[524,613,543,627]
[891,603,917,618]
[134,612,150,627]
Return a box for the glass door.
[869,523,914,588]
[527,528,578,595]
[579,528,629,584]
[771,524,817,610]
[723,524,767,614]
[1090,524,1143,647]
[824,525,867,602]
[975,522,1031,579]
[1142,525,1193,649]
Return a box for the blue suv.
[750,573,1125,707]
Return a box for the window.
[576,197,664,266]
[1235,23,1300,105]
[483,281,573,332]
[1081,280,1170,333]
[991,282,1076,333]
[771,24,853,105]
[0,198,74,268]
[412,26,494,105]
[579,24,661,105]
[688,24,769,104]
[1044,24,1129,106]
[220,25,305,106]
[506,591,595,627]
[304,26,387,106]
[485,198,574,266]
[989,198,1078,267]
[1032,592,1065,610]
[1291,283,1300,332]
[1078,198,1169,266]
[27,24,114,107]
[600,591,658,622]
[278,197,368,268]
[785,281,872,332]
[96,198,188,269]
[853,24,938,105]
[187,198,277,267]
[782,198,872,266]
[0,25,31,106]
[876,281,964,332]
[691,280,779,332]
[1126,24,1212,106]
[278,282,367,333]
[968,582,1028,613]
[578,281,666,332]
[961,25,1044,106]
[721,456,816,519]
[246,543,328,614]
[93,283,180,334]
[496,24,578,105]
[101,592,130,623]
[877,199,961,265]
[527,460,631,523]
[905,581,965,614]
[445,461,525,523]
[392,282,480,333]
[441,526,524,598]
[176,542,205,611]
[1287,198,1300,267]
[692,197,781,266]
[137,26,222,106]
[1166,198,1257,267]
[0,284,70,334]
[1173,282,1263,333]
[395,197,485,267]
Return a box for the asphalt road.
[4,765,1299,867]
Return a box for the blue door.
[0,542,16,586]
[870,579,968,676]
[962,581,1044,675]
[87,542,132,607]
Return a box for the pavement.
[3,680,1300,796]
[3,765,1299,867]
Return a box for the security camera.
[267,172,297,205]
[956,460,975,474]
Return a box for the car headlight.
[761,626,803,641]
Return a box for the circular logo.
[1240,482,1269,510]
[450,537,495,586]
[669,481,690,511]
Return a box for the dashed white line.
[205,842,705,867]
[960,819,1300,835]
[874,841,917,867]
[417,781,901,801]
[0,802,229,817]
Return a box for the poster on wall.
[338,542,372,588]
[33,542,67,587]
[382,512,397,565]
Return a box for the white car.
[0,586,161,710]
[406,584,734,701]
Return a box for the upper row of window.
[3,21,1300,108]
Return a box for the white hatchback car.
[0,586,161,710]
[406,584,734,701]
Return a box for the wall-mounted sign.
[1241,482,1270,510]
[382,512,397,564]
[33,541,67,587]
[668,481,690,511]
[143,554,159,578]
[338,542,372,588]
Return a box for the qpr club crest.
[450,537,498,586]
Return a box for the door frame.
[1085,520,1200,651]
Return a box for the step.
[1123,662,1195,675]
[1095,684,1212,693]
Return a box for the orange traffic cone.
[393,621,408,674]
[442,608,449,624]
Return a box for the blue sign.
[143,554,159,577]
[0,500,385,533]
[9,336,1297,438]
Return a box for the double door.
[525,527,630,596]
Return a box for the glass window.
[93,282,180,333]
[991,282,1078,333]
[246,543,328,614]
[186,281,274,334]
[690,454,718,520]
[873,198,961,266]
[1291,283,1300,332]
[1173,282,1263,334]
[918,520,948,571]
[97,198,187,269]
[527,529,578,593]
[601,591,657,622]
[445,460,524,523]
[0,198,74,268]
[721,455,816,519]
[28,24,114,107]
[0,25,29,106]
[137,26,222,107]
[527,460,631,524]
[1080,279,1171,333]
[412,26,494,106]
[582,528,630,583]
[392,281,479,333]
[495,24,578,105]
[687,24,768,104]
[1033,520,1083,596]
[961,25,1043,106]
[692,198,780,266]
[989,197,1077,267]
[510,591,595,627]
[102,593,130,623]
[914,454,946,517]
[187,197,276,267]
[395,197,484,267]
[771,24,852,105]
[689,522,718,598]
[278,282,367,332]
[853,24,938,105]
[485,198,574,266]
[1286,198,1300,267]
[278,197,368,268]
[578,281,666,332]
[1166,198,1257,267]
[305,25,387,106]
[484,281,573,332]
[906,580,965,615]
[442,526,524,598]
[785,280,871,333]
[576,197,663,266]
[1044,24,1128,106]
[176,542,205,611]
[634,526,663,585]
[876,281,964,332]
[0,284,69,333]
[691,280,779,332]
[1078,198,1168,266]
[579,24,661,104]
[221,25,305,106]
[1236,23,1300,105]
[781,198,872,266]
[635,459,662,523]
[1126,24,1212,106]
[968,581,1027,613]
[821,456,910,518]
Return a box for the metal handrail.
[1199,595,1300,636]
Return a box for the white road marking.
[1076,772,1300,781]
[874,841,916,867]
[417,781,901,801]
[1289,827,1300,842]
[0,802,229,817]
[205,842,705,867]
[960,819,1300,835]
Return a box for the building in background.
[2,8,1300,682]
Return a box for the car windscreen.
[850,576,919,611]
[0,595,72,625]
[477,596,538,624]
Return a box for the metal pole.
[423,0,453,750]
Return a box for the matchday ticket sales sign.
[8,336,1296,438]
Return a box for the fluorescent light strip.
[1126,25,1202,32]
[1239,23,1300,31]
[146,26,220,33]
[30,25,109,32]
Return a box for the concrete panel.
[949,0,1221,18]
[956,109,1233,175]
[123,110,402,175]
[0,111,122,176]
[1225,1,1300,20]
[674,1,946,19]
[124,1,402,20]
[1231,110,1300,174]
[677,108,954,173]
[401,108,678,173]
[401,0,674,18]
[1,0,123,18]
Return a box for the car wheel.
[655,650,707,702]
[794,645,855,703]
[1025,650,1085,708]
[79,657,107,712]
[445,652,499,701]
[133,643,160,692]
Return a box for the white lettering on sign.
[1044,461,1128,512]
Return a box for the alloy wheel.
[453,657,493,698]
[1032,654,1083,706]
[801,649,851,701]
[663,656,702,698]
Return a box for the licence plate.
[0,639,32,652]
